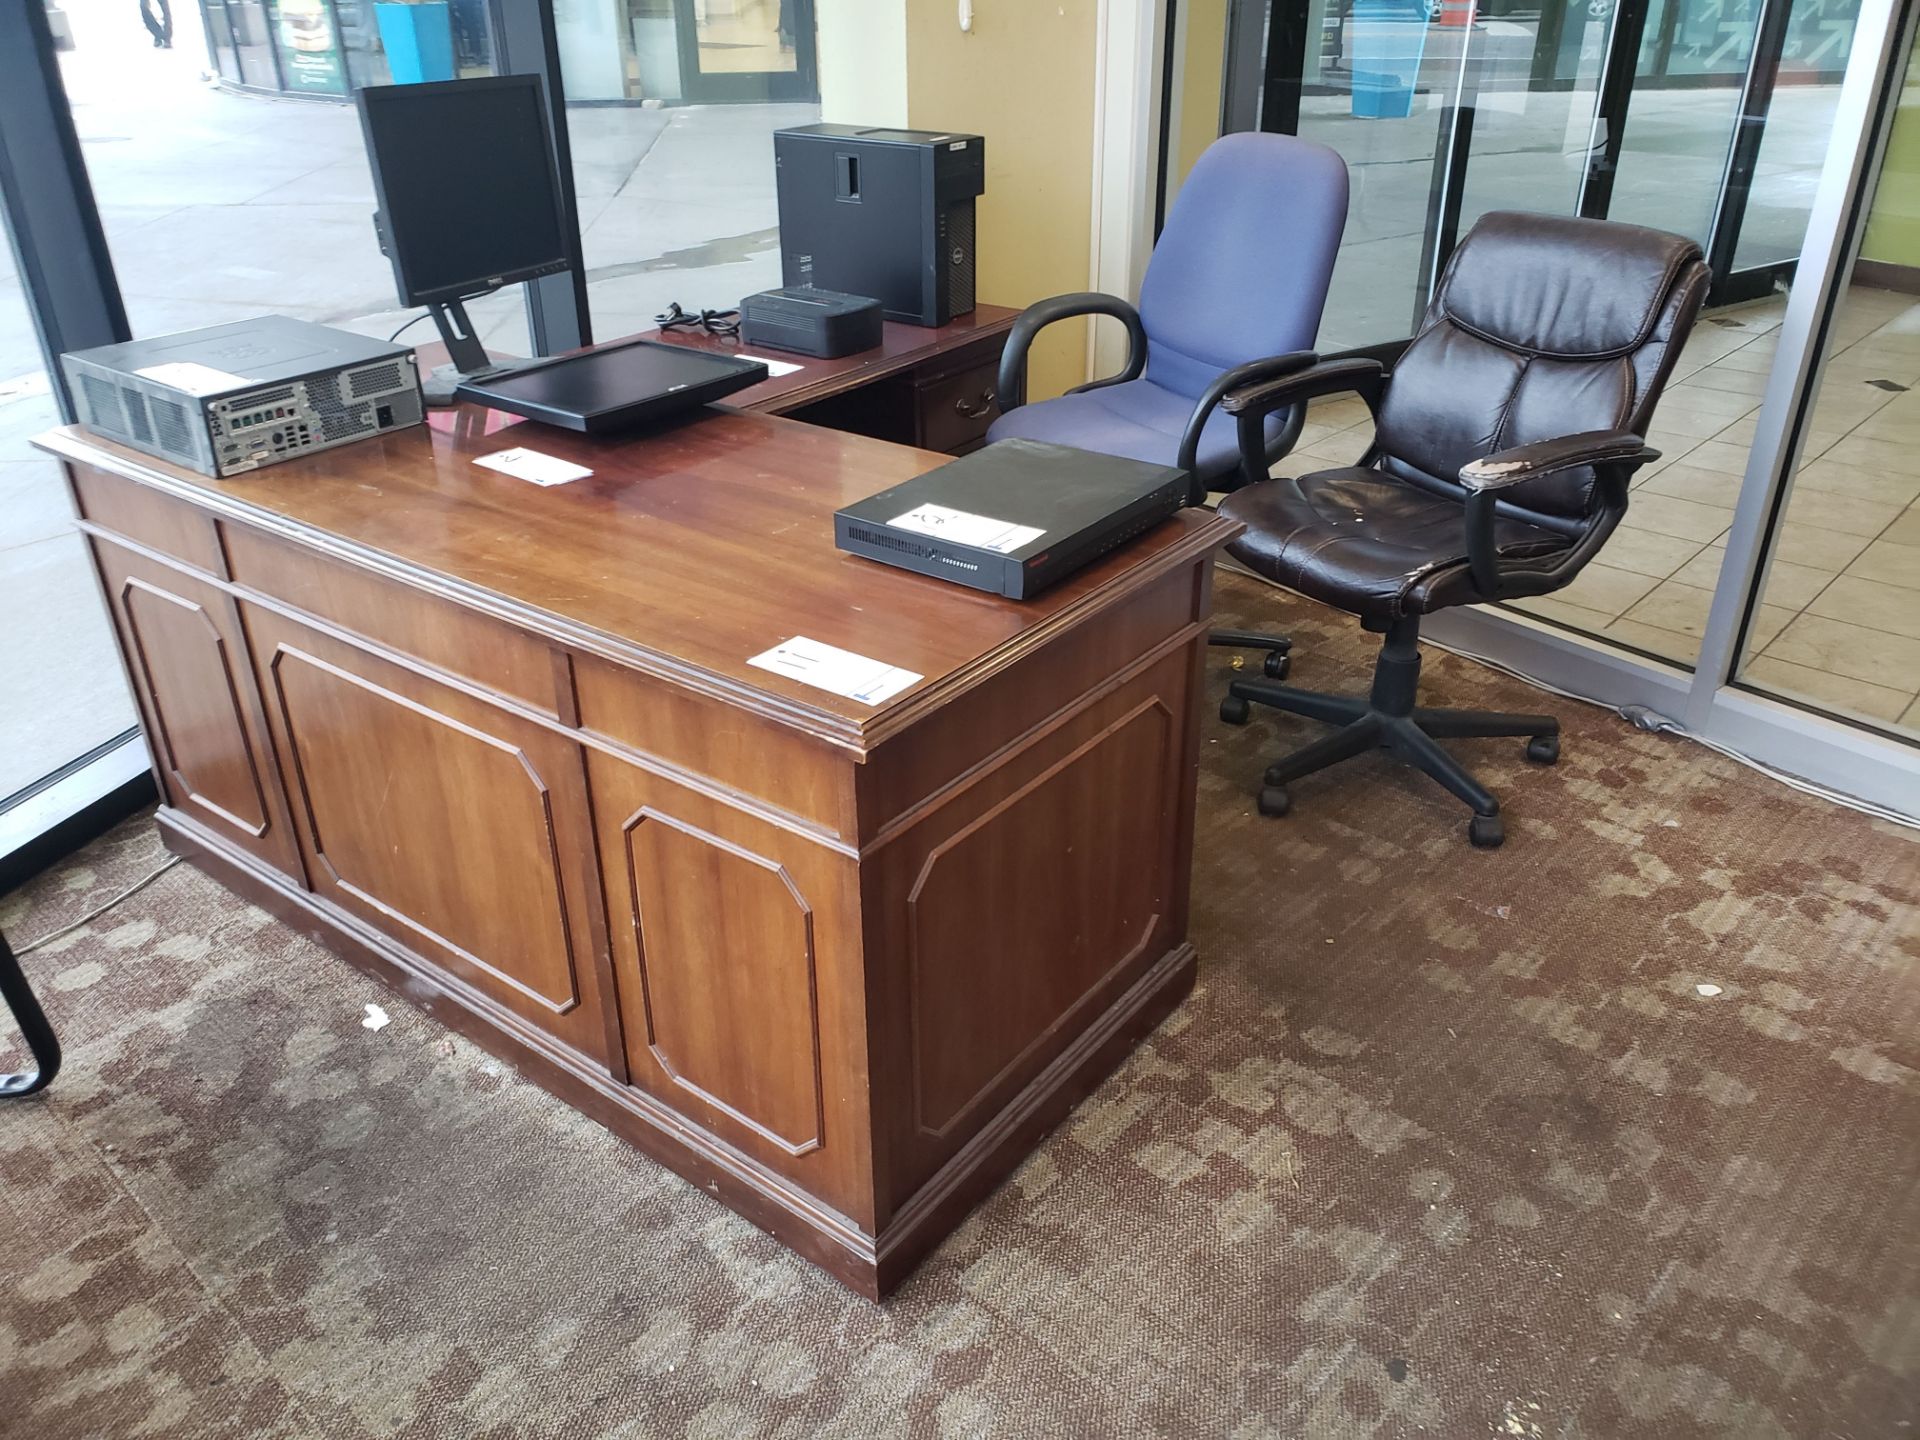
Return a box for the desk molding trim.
[42,430,1240,754]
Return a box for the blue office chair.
[991,131,1349,675]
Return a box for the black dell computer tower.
[773,125,984,327]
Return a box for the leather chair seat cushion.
[1218,467,1570,621]
[986,379,1283,483]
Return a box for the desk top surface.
[641,303,1019,414]
[40,404,1237,750]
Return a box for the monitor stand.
[422,297,512,407]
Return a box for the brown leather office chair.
[1213,211,1711,847]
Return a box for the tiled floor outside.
[1289,284,1920,742]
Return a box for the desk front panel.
[54,439,1231,1296]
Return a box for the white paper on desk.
[748,636,922,706]
[135,361,249,396]
[734,352,804,378]
[889,502,1043,555]
[473,447,594,487]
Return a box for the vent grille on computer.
[150,398,195,457]
[348,361,404,399]
[121,389,154,445]
[847,526,936,559]
[304,373,374,442]
[248,386,296,407]
[79,374,128,438]
[948,203,976,316]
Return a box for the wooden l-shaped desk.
[36,375,1241,1298]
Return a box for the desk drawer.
[914,360,1002,455]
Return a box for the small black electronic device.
[358,75,574,405]
[774,125,983,327]
[834,439,1186,599]
[452,337,767,434]
[740,287,884,358]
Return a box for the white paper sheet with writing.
[473,447,595,486]
[747,636,922,706]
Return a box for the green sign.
[273,0,347,93]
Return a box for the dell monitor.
[357,75,571,403]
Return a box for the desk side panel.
[585,748,878,1229]
[86,533,303,879]
[859,557,1214,1223]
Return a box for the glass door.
[1730,38,1920,740]
[1220,1,1865,343]
[1163,0,1917,811]
[0,204,142,862]
[671,0,817,103]
[1431,0,1918,812]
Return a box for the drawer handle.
[953,389,996,419]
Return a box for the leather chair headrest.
[1433,211,1705,360]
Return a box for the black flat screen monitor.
[357,76,570,307]
[453,338,769,433]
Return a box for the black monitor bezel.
[356,74,572,308]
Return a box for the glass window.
[1184,1,1872,668]
[0,216,139,809]
[1734,41,1920,738]
[556,0,821,339]
[56,0,526,362]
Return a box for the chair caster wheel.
[1220,695,1250,725]
[1263,650,1290,680]
[1526,734,1560,765]
[1468,813,1504,848]
[1257,786,1290,818]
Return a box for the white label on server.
[473,447,594,486]
[747,636,921,706]
[888,502,1042,555]
[135,361,250,396]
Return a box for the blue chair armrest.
[998,293,1147,415]
[1176,349,1320,489]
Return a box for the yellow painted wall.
[903,0,1098,400]
[1862,46,1920,268]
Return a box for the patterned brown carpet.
[3,569,1918,1440]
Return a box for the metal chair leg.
[0,930,61,1098]
[1208,629,1293,655]
[1412,708,1558,740]
[1385,717,1500,817]
[1228,679,1370,728]
[1262,715,1383,787]
[1220,612,1553,846]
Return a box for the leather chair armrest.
[1221,356,1386,419]
[1222,356,1383,494]
[1175,349,1319,484]
[1460,431,1652,598]
[997,293,1147,415]
[1459,430,1658,491]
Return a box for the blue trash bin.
[374,1,457,84]
[1348,0,1427,120]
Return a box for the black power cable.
[655,301,740,338]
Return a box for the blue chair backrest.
[1137,133,1350,401]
